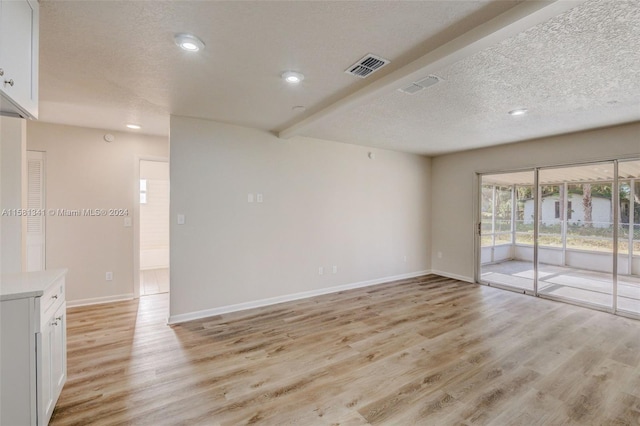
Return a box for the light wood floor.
[139,268,170,296]
[51,275,640,425]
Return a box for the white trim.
[430,269,474,283]
[66,293,134,308]
[167,270,431,325]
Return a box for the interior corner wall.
[26,121,168,303]
[431,122,640,281]
[0,116,27,274]
[169,116,432,319]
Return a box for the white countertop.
[0,269,68,301]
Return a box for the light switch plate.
[257,193,263,203]
[177,214,185,225]
[124,217,132,227]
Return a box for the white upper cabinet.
[0,0,39,119]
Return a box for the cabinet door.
[36,320,54,426]
[0,0,39,118]
[51,303,67,402]
[37,304,65,426]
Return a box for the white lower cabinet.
[1,269,67,426]
[38,302,67,424]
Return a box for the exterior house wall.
[523,194,612,228]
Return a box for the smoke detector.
[345,54,390,78]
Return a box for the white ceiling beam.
[278,0,587,139]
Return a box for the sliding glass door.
[479,171,535,293]
[537,163,614,309]
[477,158,640,319]
[617,159,640,315]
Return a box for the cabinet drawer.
[42,276,64,317]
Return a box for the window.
[568,201,572,219]
[554,201,572,219]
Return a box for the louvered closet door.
[26,150,45,271]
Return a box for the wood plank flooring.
[50,275,640,425]
[139,268,170,296]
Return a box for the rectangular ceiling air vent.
[398,75,443,95]
[398,83,425,95]
[345,54,390,78]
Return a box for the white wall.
[26,121,168,304]
[170,116,431,319]
[432,122,640,281]
[0,117,27,274]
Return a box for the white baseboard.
[167,270,431,325]
[430,269,475,283]
[67,293,135,308]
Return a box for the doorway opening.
[139,160,170,296]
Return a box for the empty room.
[1,0,639,425]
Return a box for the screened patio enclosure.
[478,159,640,318]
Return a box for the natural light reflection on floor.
[481,260,640,315]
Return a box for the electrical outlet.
[318,267,324,275]
[106,272,113,281]
[257,193,263,203]
[332,265,338,274]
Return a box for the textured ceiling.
[304,0,640,155]
[37,0,640,155]
[38,0,519,138]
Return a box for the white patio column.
[511,184,516,251]
[491,185,496,260]
[562,182,568,266]
[630,179,635,275]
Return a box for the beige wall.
[170,116,432,319]
[431,122,640,281]
[26,121,168,303]
[0,117,27,274]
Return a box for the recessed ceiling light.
[282,71,304,84]
[126,124,141,130]
[508,108,528,116]
[174,33,205,52]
